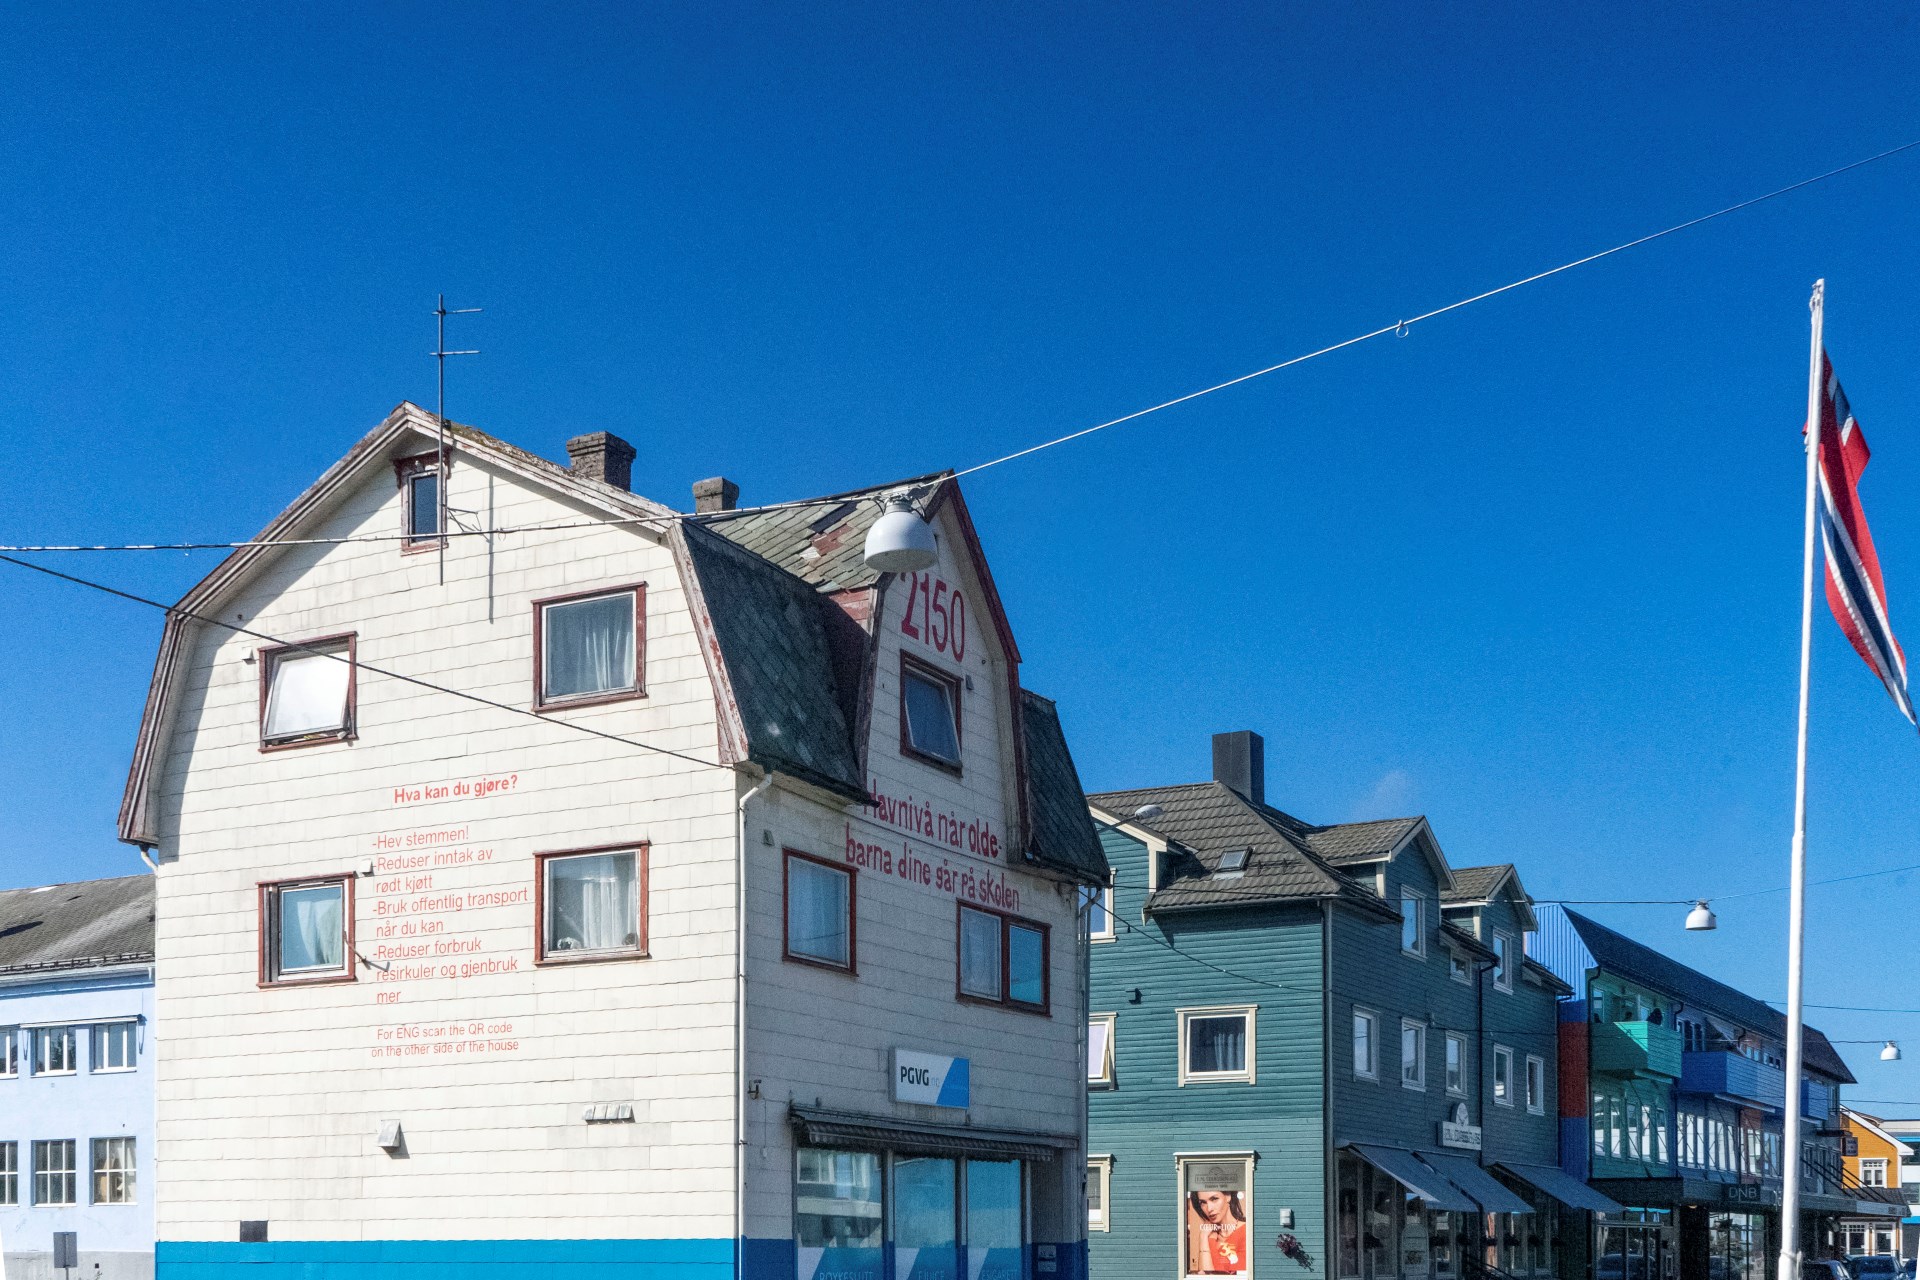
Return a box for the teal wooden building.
[1084,733,1615,1280]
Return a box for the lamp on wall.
[1685,900,1717,931]
[863,494,937,573]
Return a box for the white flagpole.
[1779,278,1825,1280]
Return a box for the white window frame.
[1176,1153,1255,1280]
[1445,1032,1468,1097]
[535,585,644,708]
[32,1139,75,1206]
[1448,950,1472,985]
[261,876,354,985]
[1401,889,1425,957]
[1493,1045,1515,1107]
[1401,1019,1427,1091]
[1525,1054,1546,1114]
[0,1026,16,1078]
[1492,932,1514,992]
[1353,1008,1379,1082]
[1088,1155,1112,1232]
[0,1141,14,1207]
[91,1021,139,1073]
[1178,1005,1256,1085]
[1089,1013,1116,1088]
[33,1026,77,1076]
[90,1136,135,1205]
[1861,1157,1889,1187]
[1085,880,1116,943]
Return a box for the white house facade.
[118,403,1108,1279]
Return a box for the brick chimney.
[565,432,637,492]
[692,476,739,513]
[1212,730,1265,806]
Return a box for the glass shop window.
[895,1156,958,1280]
[1184,1157,1251,1278]
[796,1149,884,1280]
[1338,1154,1363,1279]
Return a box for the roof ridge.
[690,469,954,524]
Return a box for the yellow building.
[1838,1109,1913,1259]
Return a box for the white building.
[117,404,1108,1279]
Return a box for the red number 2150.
[900,572,967,661]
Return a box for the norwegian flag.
[1812,352,1915,724]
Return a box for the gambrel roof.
[117,402,1106,884]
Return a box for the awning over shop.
[1346,1144,1478,1213]
[1495,1162,1625,1214]
[788,1105,1069,1161]
[1423,1152,1534,1215]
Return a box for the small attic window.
[259,635,356,749]
[394,453,443,551]
[1217,849,1251,873]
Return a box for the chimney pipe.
[565,432,637,492]
[693,477,740,513]
[1212,730,1265,806]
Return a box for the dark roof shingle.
[695,472,948,594]
[1443,864,1514,904]
[1018,691,1109,882]
[0,875,154,975]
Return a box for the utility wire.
[0,555,729,772]
[950,137,1920,480]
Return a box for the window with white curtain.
[91,1137,135,1205]
[538,587,641,706]
[956,906,1048,1012]
[541,849,644,959]
[958,906,1003,1000]
[785,852,853,970]
[263,879,350,983]
[1180,1007,1254,1083]
[261,637,354,746]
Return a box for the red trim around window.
[533,843,650,965]
[954,902,1049,1015]
[531,584,647,712]
[899,653,963,774]
[782,849,857,975]
[257,874,357,988]
[256,633,358,752]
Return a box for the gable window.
[956,906,1047,1012]
[1401,1019,1427,1090]
[0,1026,16,1077]
[92,1137,135,1205]
[784,851,853,971]
[261,877,353,984]
[1492,932,1513,992]
[538,847,645,962]
[1493,1045,1515,1106]
[259,635,356,748]
[1525,1054,1546,1114]
[33,1140,75,1206]
[1180,1007,1254,1084]
[1862,1158,1889,1187]
[395,453,442,550]
[901,656,963,769]
[34,1027,77,1075]
[1083,882,1115,942]
[1087,1156,1112,1231]
[535,585,643,709]
[1089,1014,1116,1087]
[1446,1032,1467,1096]
[93,1022,138,1073]
[1401,889,1425,956]
[1353,1009,1378,1081]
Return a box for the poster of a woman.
[1185,1162,1250,1275]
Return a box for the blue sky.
[2,3,1918,1104]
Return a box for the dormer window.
[900,655,962,770]
[535,585,644,710]
[1401,890,1425,957]
[259,635,356,749]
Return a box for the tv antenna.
[432,294,481,584]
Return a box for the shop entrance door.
[1597,1218,1677,1280]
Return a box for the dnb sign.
[892,1049,970,1109]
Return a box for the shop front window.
[895,1157,959,1280]
[969,1159,1025,1280]
[1338,1156,1363,1279]
[1184,1157,1252,1277]
[1430,1210,1455,1280]
[1400,1194,1429,1278]
[1366,1167,1398,1279]
[1708,1212,1767,1280]
[797,1148,884,1280]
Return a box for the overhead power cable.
[0,554,728,772]
[7,141,1918,557]
[948,137,1920,480]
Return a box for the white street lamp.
[1881,1041,1902,1062]
[863,495,938,574]
[1685,900,1717,931]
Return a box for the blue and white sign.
[892,1049,970,1108]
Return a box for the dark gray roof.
[1564,909,1855,1082]
[0,875,153,975]
[1088,781,1396,917]
[1305,817,1424,865]
[1017,691,1109,882]
[695,472,949,594]
[679,520,869,801]
[1443,864,1514,904]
